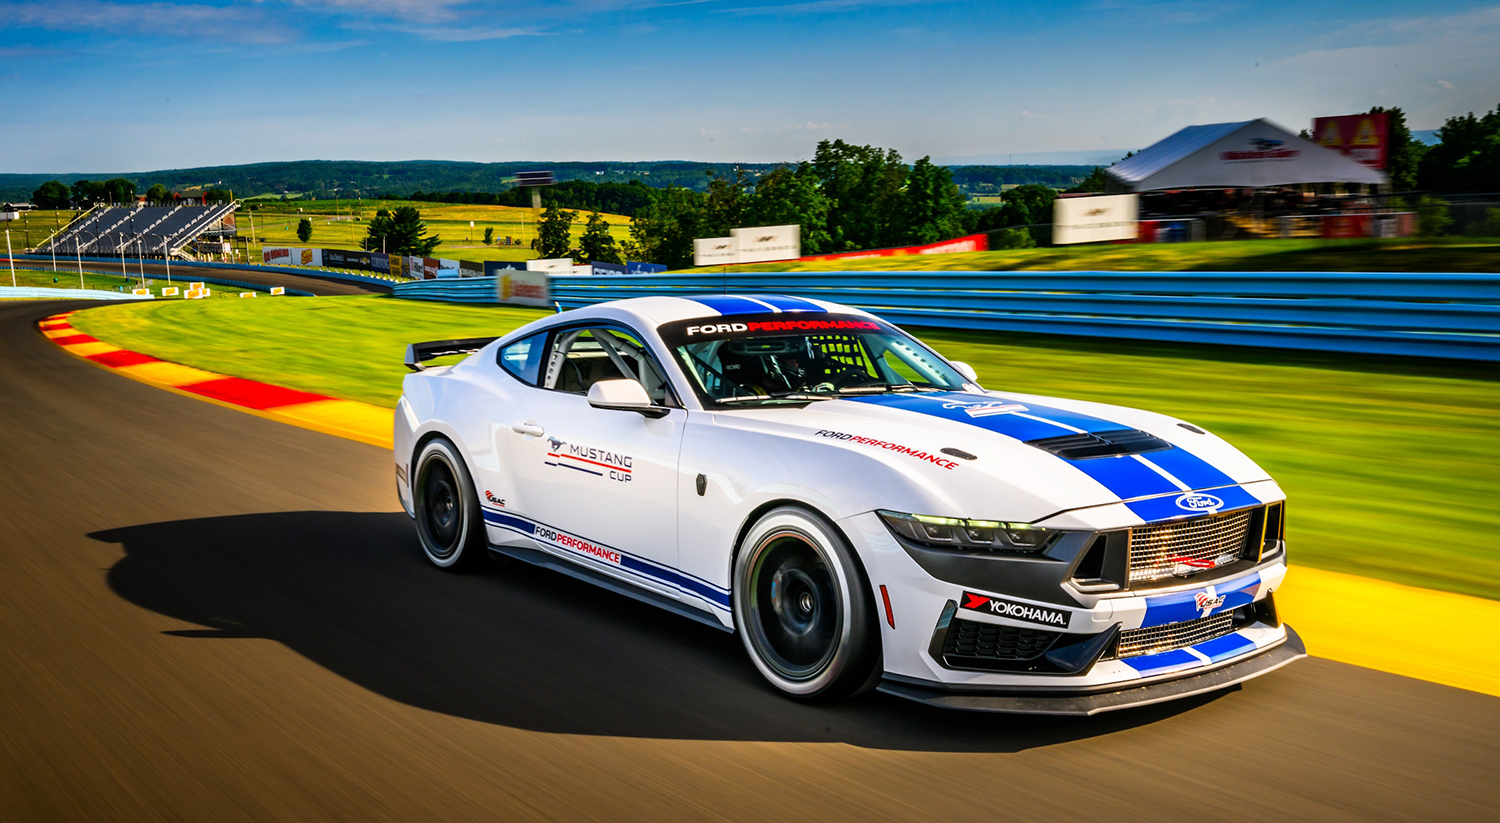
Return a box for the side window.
[498,332,546,385]
[542,326,675,404]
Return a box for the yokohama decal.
[960,592,1069,627]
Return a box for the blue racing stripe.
[685,295,778,316]
[1140,447,1236,491]
[1122,649,1201,677]
[481,508,731,608]
[1140,572,1260,628]
[754,294,825,312]
[1124,485,1263,523]
[1067,455,1183,500]
[1193,632,1258,663]
[846,392,1105,442]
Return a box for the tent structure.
[1106,118,1387,192]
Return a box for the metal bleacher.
[37,202,239,258]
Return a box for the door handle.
[511,420,545,437]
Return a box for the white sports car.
[394,295,1304,714]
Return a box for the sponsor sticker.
[960,592,1069,627]
[814,429,958,470]
[1194,591,1227,611]
[684,318,881,336]
[485,490,506,507]
[533,525,621,565]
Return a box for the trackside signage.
[694,224,801,266]
[1053,194,1138,245]
[498,270,550,307]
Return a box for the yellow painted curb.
[1280,566,1500,697]
[267,399,395,449]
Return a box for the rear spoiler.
[404,337,498,372]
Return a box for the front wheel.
[412,437,487,571]
[733,506,881,699]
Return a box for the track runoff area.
[1,289,1494,820]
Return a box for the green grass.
[703,237,1500,273]
[242,199,632,265]
[70,296,1500,600]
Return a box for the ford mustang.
[394,295,1304,714]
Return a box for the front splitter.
[878,626,1306,716]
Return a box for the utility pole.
[6,228,14,288]
[163,237,171,284]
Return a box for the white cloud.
[5,0,293,43]
[1437,79,1453,90]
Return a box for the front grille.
[1116,612,1236,658]
[942,617,1060,661]
[1129,508,1255,585]
[1026,429,1171,460]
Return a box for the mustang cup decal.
[814,430,959,470]
[1175,492,1224,513]
[960,593,1069,627]
[940,400,1028,418]
[545,437,636,483]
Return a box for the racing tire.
[413,437,488,571]
[733,506,881,700]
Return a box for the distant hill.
[0,159,1096,204]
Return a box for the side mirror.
[951,360,979,383]
[587,379,670,418]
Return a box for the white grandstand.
[37,202,239,260]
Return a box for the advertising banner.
[460,260,484,278]
[296,247,322,267]
[694,236,739,266]
[371,252,390,274]
[498,270,551,307]
[323,248,375,271]
[1313,113,1389,170]
[421,257,439,279]
[589,261,628,276]
[731,224,801,263]
[1052,194,1139,245]
[263,247,293,265]
[800,233,990,262]
[626,261,667,274]
[526,258,577,273]
[484,260,528,276]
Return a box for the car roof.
[495,295,880,347]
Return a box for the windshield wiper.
[832,384,939,394]
[717,392,831,404]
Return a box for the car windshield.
[658,313,970,406]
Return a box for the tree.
[1368,106,1426,192]
[628,186,704,269]
[31,180,69,209]
[1417,104,1500,194]
[483,226,494,245]
[1064,166,1110,194]
[203,187,233,204]
[103,178,136,204]
[809,139,908,250]
[895,157,967,245]
[71,179,105,207]
[362,206,441,255]
[701,168,751,238]
[144,184,171,205]
[576,211,622,264]
[296,217,313,243]
[745,164,832,254]
[533,205,576,260]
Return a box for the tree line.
[30,178,233,209]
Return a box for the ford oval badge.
[1175,492,1224,513]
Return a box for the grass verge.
[6,266,244,298]
[70,296,1500,600]
[701,237,1500,273]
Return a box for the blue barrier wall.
[399,270,1500,361]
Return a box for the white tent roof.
[1107,118,1387,191]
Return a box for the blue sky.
[1,0,1496,172]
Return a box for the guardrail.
[12,255,400,290]
[402,270,1500,361]
[7,264,316,297]
[0,285,154,301]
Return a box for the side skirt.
[487,544,734,634]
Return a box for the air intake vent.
[1026,429,1171,460]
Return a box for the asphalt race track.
[1,298,1496,821]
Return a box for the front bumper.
[878,626,1305,715]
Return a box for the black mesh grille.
[941,617,1061,662]
[1026,429,1172,460]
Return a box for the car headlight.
[877,510,1059,552]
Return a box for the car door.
[505,324,685,599]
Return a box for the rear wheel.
[733,506,880,699]
[413,438,487,570]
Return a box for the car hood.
[715,389,1272,524]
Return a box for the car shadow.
[94,510,1228,753]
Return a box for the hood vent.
[1026,429,1171,460]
